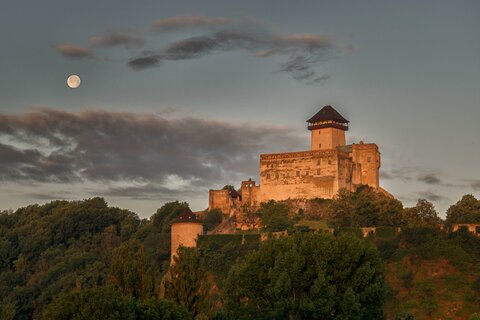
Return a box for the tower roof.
[307,105,349,124]
[172,207,201,224]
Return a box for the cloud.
[89,32,146,48]
[468,179,480,191]
[418,190,449,202]
[52,44,95,60]
[152,15,234,32]
[128,29,336,83]
[381,166,448,185]
[0,109,303,199]
[417,172,442,185]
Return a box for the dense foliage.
[445,194,480,226]
[224,232,387,319]
[1,191,480,319]
[256,200,294,231]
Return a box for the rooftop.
[307,105,349,124]
[172,207,201,224]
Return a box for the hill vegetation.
[0,189,480,319]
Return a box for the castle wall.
[171,222,203,263]
[259,149,349,201]
[311,127,346,150]
[209,189,234,213]
[351,143,380,188]
[240,180,261,210]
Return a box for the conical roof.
[307,105,349,123]
[172,207,201,224]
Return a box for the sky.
[0,0,479,218]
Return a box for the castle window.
[266,173,270,179]
[317,160,320,165]
[367,157,371,163]
[317,169,321,175]
[296,171,300,177]
[328,159,332,165]
[319,144,322,148]
[318,131,321,135]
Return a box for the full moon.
[67,74,81,89]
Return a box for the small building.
[170,208,203,263]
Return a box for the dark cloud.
[469,179,480,191]
[0,109,303,198]
[128,30,336,83]
[89,32,146,48]
[381,166,447,185]
[152,15,234,32]
[418,190,449,202]
[417,173,442,185]
[52,44,94,59]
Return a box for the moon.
[67,74,81,89]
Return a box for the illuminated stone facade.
[208,105,384,214]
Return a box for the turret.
[170,208,203,263]
[307,105,349,150]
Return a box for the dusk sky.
[1,0,479,218]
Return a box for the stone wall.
[259,149,348,201]
[351,143,380,188]
[170,222,203,263]
[209,189,236,214]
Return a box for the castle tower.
[170,208,203,263]
[307,105,349,150]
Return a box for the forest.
[1,187,480,319]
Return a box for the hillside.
[1,195,480,319]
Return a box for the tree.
[256,200,293,232]
[164,247,214,319]
[329,186,403,227]
[151,201,192,233]
[202,209,223,231]
[402,199,441,228]
[108,242,154,300]
[136,299,191,320]
[41,287,136,320]
[223,233,387,319]
[446,195,480,226]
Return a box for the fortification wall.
[259,149,349,201]
[241,180,261,210]
[171,222,203,263]
[351,143,380,188]
[208,189,233,213]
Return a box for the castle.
[208,105,388,215]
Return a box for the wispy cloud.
[52,44,95,60]
[89,32,146,48]
[418,190,449,202]
[417,172,442,185]
[128,30,337,84]
[152,15,234,32]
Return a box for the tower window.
[317,160,320,165]
[319,144,322,148]
[328,159,332,165]
[317,169,321,175]
[296,171,300,177]
[367,157,371,163]
[318,131,321,135]
[266,173,270,179]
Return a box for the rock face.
[208,105,383,218]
